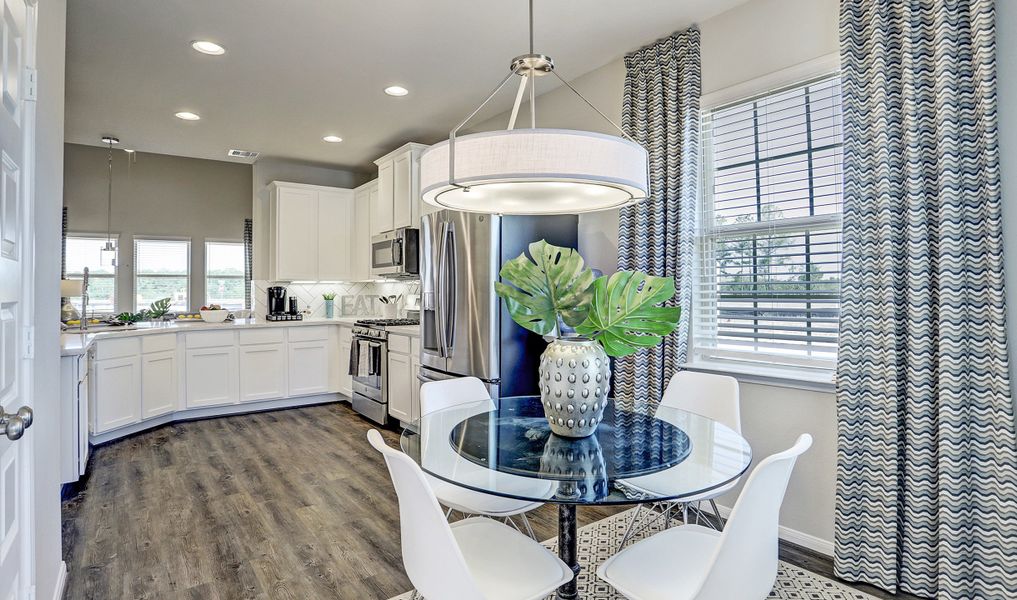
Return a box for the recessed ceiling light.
[175,111,201,121]
[322,135,343,143]
[191,40,226,55]
[384,86,409,97]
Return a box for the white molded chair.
[598,434,813,600]
[368,429,572,600]
[619,371,742,546]
[419,377,547,535]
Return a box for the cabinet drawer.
[141,333,177,354]
[238,328,286,346]
[389,334,410,354]
[185,331,236,349]
[288,326,329,342]
[94,337,140,360]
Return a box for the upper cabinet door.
[373,160,394,236]
[273,185,319,281]
[317,189,354,280]
[393,152,414,229]
[353,181,376,281]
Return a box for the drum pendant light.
[419,0,649,215]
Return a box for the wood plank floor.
[62,402,922,599]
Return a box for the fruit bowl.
[199,309,230,323]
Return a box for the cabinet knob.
[0,406,33,441]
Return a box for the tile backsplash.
[252,280,420,319]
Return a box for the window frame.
[689,72,844,383]
[204,239,246,310]
[133,236,191,312]
[65,232,119,315]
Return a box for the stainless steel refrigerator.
[419,210,578,397]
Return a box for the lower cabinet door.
[288,341,330,397]
[141,350,178,419]
[92,356,141,434]
[410,353,421,424]
[239,343,288,402]
[388,352,412,422]
[185,346,239,408]
[338,339,352,397]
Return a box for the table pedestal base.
[557,504,580,600]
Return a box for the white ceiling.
[65,0,749,172]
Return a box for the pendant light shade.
[424,0,649,215]
[420,129,648,214]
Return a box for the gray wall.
[36,1,67,598]
[63,143,253,312]
[474,0,842,550]
[250,157,369,280]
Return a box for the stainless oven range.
[349,318,419,425]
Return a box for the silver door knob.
[0,406,33,441]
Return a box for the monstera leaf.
[494,240,595,336]
[575,271,681,357]
[148,297,173,319]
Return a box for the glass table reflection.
[400,395,751,600]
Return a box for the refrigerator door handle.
[445,221,458,356]
[435,220,448,358]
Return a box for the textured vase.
[324,299,334,319]
[538,337,611,438]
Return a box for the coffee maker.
[266,286,302,321]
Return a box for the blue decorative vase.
[324,299,334,319]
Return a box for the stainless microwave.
[371,228,419,279]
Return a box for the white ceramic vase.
[537,336,611,438]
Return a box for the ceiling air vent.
[227,149,259,159]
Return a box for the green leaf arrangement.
[322,291,337,301]
[494,240,596,336]
[495,241,681,357]
[114,297,173,324]
[148,297,173,319]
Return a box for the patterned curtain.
[615,28,700,413]
[835,1,1017,597]
[243,218,253,310]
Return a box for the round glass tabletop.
[400,395,752,505]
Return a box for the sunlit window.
[205,241,245,309]
[135,238,190,312]
[65,235,117,315]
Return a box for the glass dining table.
[400,395,752,600]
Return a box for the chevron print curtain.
[835,1,1017,597]
[615,28,699,413]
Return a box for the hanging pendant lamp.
[419,0,649,215]
[99,135,118,267]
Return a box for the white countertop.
[61,316,370,356]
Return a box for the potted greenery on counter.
[495,241,680,437]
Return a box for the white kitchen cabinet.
[410,338,421,423]
[239,343,288,402]
[141,350,177,419]
[318,189,354,280]
[92,355,141,434]
[373,161,394,235]
[388,351,413,423]
[288,341,330,396]
[185,346,239,408]
[61,351,91,484]
[373,143,428,234]
[338,324,353,397]
[352,180,376,280]
[268,181,355,281]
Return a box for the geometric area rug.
[389,508,880,599]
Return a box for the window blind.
[693,74,843,370]
[205,241,245,309]
[65,235,117,314]
[135,238,190,311]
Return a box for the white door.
[274,186,318,280]
[387,352,412,422]
[373,160,393,235]
[287,341,329,396]
[92,357,141,433]
[140,351,177,419]
[317,190,353,280]
[238,343,287,402]
[0,0,35,594]
[185,346,239,408]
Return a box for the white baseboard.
[51,561,67,600]
[705,503,835,557]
